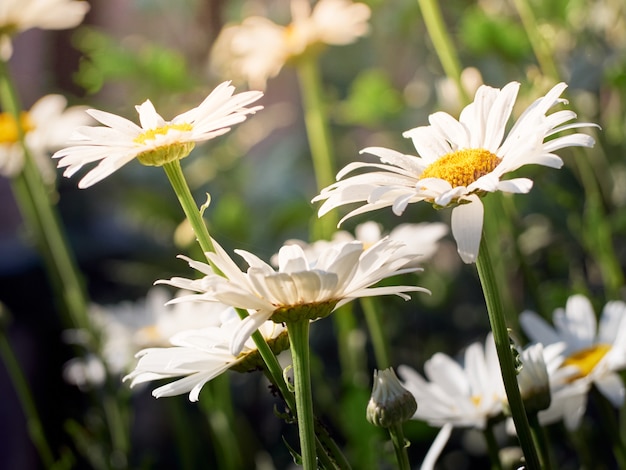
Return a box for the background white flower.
[52,81,263,188]
[63,287,228,389]
[124,311,288,402]
[0,0,90,59]
[158,237,429,355]
[0,94,90,184]
[210,0,370,89]
[313,81,597,263]
[520,294,626,430]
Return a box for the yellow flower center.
[471,395,482,407]
[134,123,195,167]
[0,112,34,144]
[562,344,611,381]
[420,148,501,188]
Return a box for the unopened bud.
[366,367,417,428]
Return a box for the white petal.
[450,195,484,263]
[496,178,533,194]
[420,423,453,470]
[230,311,272,355]
[594,373,625,407]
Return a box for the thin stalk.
[388,423,411,470]
[360,297,391,369]
[528,413,552,469]
[416,0,470,105]
[0,59,88,331]
[483,421,503,470]
[591,386,626,468]
[0,325,56,468]
[511,0,560,81]
[287,319,317,469]
[475,233,541,470]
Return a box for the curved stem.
[476,233,540,470]
[361,297,391,369]
[416,0,470,105]
[287,319,317,469]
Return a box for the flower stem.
[483,421,503,470]
[361,297,391,369]
[0,59,89,331]
[416,0,470,105]
[475,233,541,470]
[592,385,626,468]
[528,413,552,469]
[389,423,411,470]
[286,319,317,469]
[0,314,56,468]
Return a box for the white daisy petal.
[313,80,595,263]
[450,195,484,264]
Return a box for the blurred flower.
[63,287,227,390]
[276,221,448,268]
[435,67,484,114]
[313,81,597,263]
[515,342,560,415]
[398,333,506,468]
[366,367,417,428]
[520,295,626,430]
[211,0,370,89]
[52,81,263,188]
[158,237,429,355]
[124,311,289,402]
[0,0,89,59]
[0,94,90,184]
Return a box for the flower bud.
[366,367,417,428]
[515,343,552,414]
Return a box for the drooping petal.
[450,195,484,263]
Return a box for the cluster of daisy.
[2,0,622,468]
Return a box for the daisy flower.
[63,287,227,389]
[0,94,90,184]
[157,236,429,355]
[519,294,626,430]
[0,0,89,59]
[124,312,289,402]
[398,334,506,468]
[52,81,263,188]
[313,81,597,263]
[276,221,448,268]
[211,0,370,89]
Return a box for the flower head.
[520,294,626,430]
[158,237,429,355]
[313,82,597,263]
[63,287,226,389]
[52,81,263,188]
[275,220,448,268]
[211,0,370,89]
[0,94,90,184]
[124,311,288,402]
[0,0,89,59]
[366,367,417,428]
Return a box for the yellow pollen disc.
[0,112,35,144]
[133,123,193,145]
[134,123,195,167]
[471,395,482,407]
[420,148,501,188]
[562,344,611,381]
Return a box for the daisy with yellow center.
[52,81,263,188]
[520,294,626,430]
[0,94,90,184]
[398,334,506,468]
[156,236,429,356]
[210,0,370,89]
[313,81,597,263]
[0,0,89,59]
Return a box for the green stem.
[0,59,89,331]
[287,319,317,469]
[592,385,626,468]
[511,0,560,81]
[388,423,411,470]
[475,233,541,470]
[360,297,391,369]
[0,320,56,468]
[416,0,470,105]
[483,421,503,470]
[528,413,552,469]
